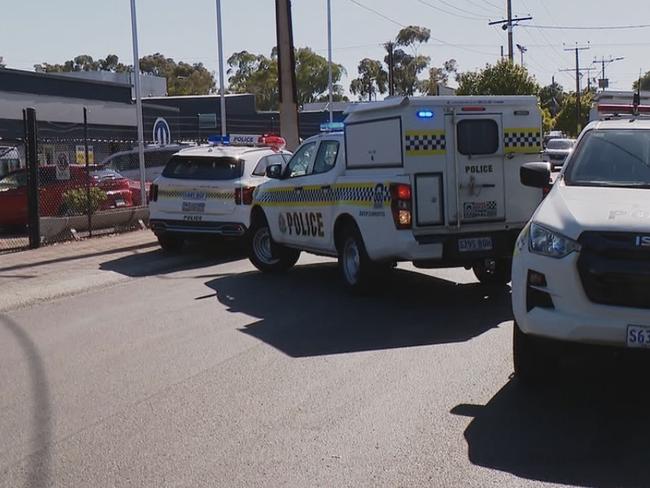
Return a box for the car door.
[263,140,318,248]
[445,114,506,227]
[0,171,28,226]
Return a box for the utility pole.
[216,0,227,137]
[593,56,624,91]
[385,41,395,96]
[562,43,590,134]
[516,44,527,66]
[488,1,532,62]
[275,0,300,150]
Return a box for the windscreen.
[547,139,574,150]
[162,156,242,180]
[565,129,650,188]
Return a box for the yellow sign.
[75,145,94,164]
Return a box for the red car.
[0,165,133,228]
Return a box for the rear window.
[547,139,574,150]
[162,156,243,180]
[457,119,499,155]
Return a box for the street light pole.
[129,0,147,206]
[216,0,227,137]
[327,0,333,124]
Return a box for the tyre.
[337,223,376,292]
[513,321,556,384]
[157,234,185,253]
[473,258,512,285]
[248,213,300,273]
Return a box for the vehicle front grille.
[577,232,650,309]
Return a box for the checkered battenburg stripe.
[405,132,446,153]
[158,189,235,200]
[504,130,542,148]
[255,184,392,206]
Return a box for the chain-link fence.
[0,142,28,252]
[0,107,192,252]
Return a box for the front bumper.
[512,247,650,347]
[150,219,247,237]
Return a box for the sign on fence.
[55,152,70,180]
[75,145,94,164]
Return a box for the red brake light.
[235,186,255,205]
[461,106,486,112]
[389,183,412,230]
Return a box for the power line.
[433,0,488,19]
[488,0,533,63]
[524,23,650,30]
[416,0,485,21]
[347,0,403,27]
[462,0,502,15]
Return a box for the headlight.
[529,223,580,258]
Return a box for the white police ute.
[247,96,546,290]
[512,104,650,382]
[148,135,290,251]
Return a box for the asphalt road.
[1,242,649,488]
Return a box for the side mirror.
[520,162,551,189]
[266,163,283,179]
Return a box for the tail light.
[390,183,412,230]
[235,186,256,205]
[150,183,158,202]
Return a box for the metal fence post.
[84,107,92,237]
[24,107,40,249]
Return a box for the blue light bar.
[417,110,434,119]
[207,135,230,145]
[320,121,345,132]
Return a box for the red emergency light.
[461,106,486,112]
[597,103,650,114]
[258,134,286,151]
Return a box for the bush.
[61,187,107,215]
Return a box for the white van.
[248,96,546,289]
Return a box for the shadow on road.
[100,240,246,278]
[452,355,650,488]
[205,263,512,357]
[0,314,52,488]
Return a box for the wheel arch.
[333,213,359,253]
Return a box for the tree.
[539,81,565,117]
[227,47,345,110]
[456,60,539,96]
[139,53,215,96]
[386,26,431,96]
[350,58,387,101]
[633,71,650,91]
[554,91,593,137]
[420,59,458,95]
[34,53,214,95]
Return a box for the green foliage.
[541,107,555,134]
[539,81,565,116]
[456,60,539,96]
[350,58,387,101]
[554,91,593,137]
[139,53,215,96]
[34,54,129,73]
[227,47,345,110]
[383,26,432,96]
[632,71,650,91]
[34,53,215,96]
[395,26,431,47]
[62,187,107,216]
[420,60,458,95]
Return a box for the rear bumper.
[412,228,521,267]
[150,219,247,237]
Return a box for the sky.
[2,0,649,97]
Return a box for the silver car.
[543,138,575,168]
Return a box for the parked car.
[543,138,576,168]
[543,130,565,148]
[0,165,133,228]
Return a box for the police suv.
[512,102,650,381]
[148,135,290,251]
[248,96,545,290]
